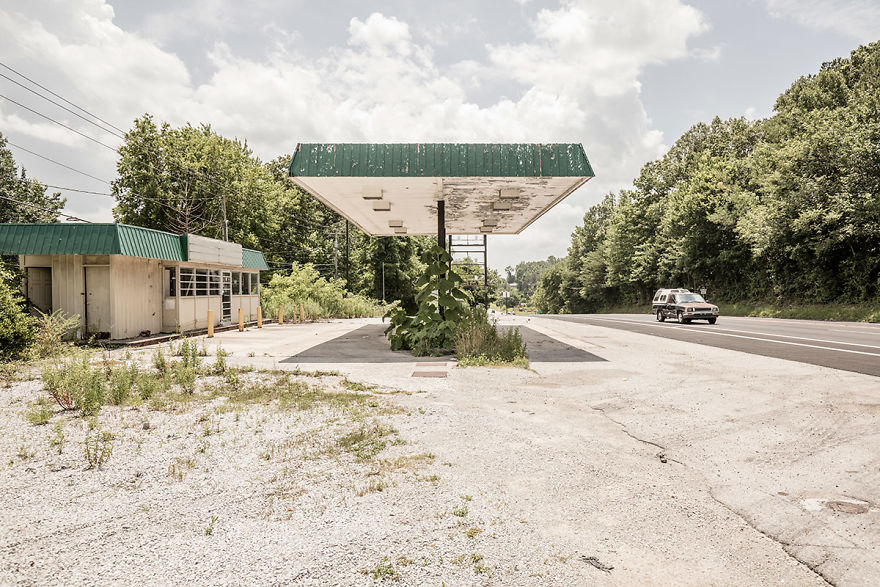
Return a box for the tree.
[0,132,65,223]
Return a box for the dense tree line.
[534,41,880,313]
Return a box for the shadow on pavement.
[281,323,605,364]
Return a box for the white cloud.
[0,0,711,269]
[762,0,880,43]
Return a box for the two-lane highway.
[545,313,880,377]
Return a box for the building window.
[166,268,176,297]
[180,268,195,297]
[195,269,209,296]
[209,270,221,296]
[250,273,259,295]
[232,272,241,295]
[241,273,249,295]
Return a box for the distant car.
[652,288,718,324]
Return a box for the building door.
[26,267,52,314]
[221,270,232,322]
[85,266,111,337]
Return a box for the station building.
[0,223,269,340]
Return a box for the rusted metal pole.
[437,200,446,250]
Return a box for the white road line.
[575,316,880,358]
[667,324,880,350]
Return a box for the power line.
[0,92,119,151]
[0,60,127,135]
[44,185,113,196]
[6,140,109,184]
[0,72,125,139]
[0,193,91,223]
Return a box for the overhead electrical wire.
[0,193,91,223]
[0,92,120,151]
[0,60,127,135]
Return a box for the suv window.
[668,295,676,304]
[659,295,667,302]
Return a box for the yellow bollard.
[207,309,214,338]
[292,304,298,323]
[300,304,306,322]
[238,307,244,332]
[257,306,262,328]
[278,306,283,325]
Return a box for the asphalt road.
[546,313,880,377]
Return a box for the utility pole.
[333,225,339,279]
[381,262,385,302]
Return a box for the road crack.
[587,401,836,587]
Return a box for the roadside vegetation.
[533,41,880,318]
[260,262,381,320]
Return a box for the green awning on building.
[0,223,268,269]
[288,143,594,236]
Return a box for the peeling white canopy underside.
[289,176,591,236]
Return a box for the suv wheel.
[656,310,665,322]
[677,311,687,324]
[708,317,717,324]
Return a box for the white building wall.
[110,255,162,339]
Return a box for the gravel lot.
[2,317,877,585]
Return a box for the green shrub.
[31,309,80,358]
[137,374,159,400]
[262,263,381,320]
[108,362,140,405]
[0,268,35,358]
[454,307,527,365]
[84,429,113,468]
[42,356,106,416]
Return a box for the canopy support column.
[437,200,446,250]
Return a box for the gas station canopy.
[288,143,594,236]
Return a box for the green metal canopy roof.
[0,223,268,270]
[290,143,594,178]
[288,143,594,236]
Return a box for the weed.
[84,429,114,469]
[454,307,528,367]
[466,526,483,539]
[366,557,398,580]
[247,351,255,358]
[212,345,228,374]
[341,378,376,392]
[167,456,196,481]
[25,398,52,425]
[16,445,34,460]
[355,479,388,496]
[108,362,139,405]
[335,423,396,462]
[423,474,440,483]
[451,504,469,518]
[196,440,209,454]
[460,494,473,502]
[152,346,168,373]
[204,515,218,536]
[49,421,64,454]
[137,374,159,400]
[31,309,80,358]
[42,356,106,416]
[175,361,197,394]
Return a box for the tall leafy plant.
[384,245,470,355]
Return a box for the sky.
[0,0,878,271]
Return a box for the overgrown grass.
[454,307,528,368]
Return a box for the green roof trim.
[0,223,267,269]
[289,143,594,178]
[242,248,269,270]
